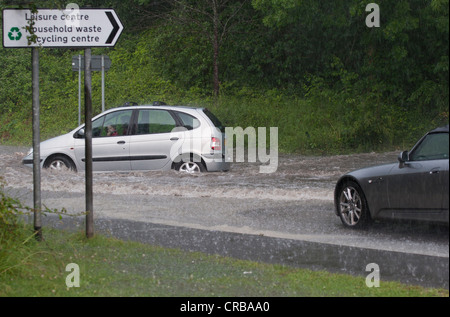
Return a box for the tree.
[131,0,250,98]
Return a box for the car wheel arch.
[334,176,371,214]
[171,153,207,172]
[335,176,361,202]
[44,153,77,172]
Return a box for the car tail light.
[211,137,221,151]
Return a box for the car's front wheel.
[337,181,370,228]
[44,155,76,172]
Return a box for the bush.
[0,181,24,236]
[0,181,35,278]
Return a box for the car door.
[129,109,184,170]
[74,110,133,171]
[387,132,449,212]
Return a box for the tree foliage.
[0,0,448,152]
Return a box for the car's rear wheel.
[173,154,206,174]
[337,181,370,228]
[44,155,76,172]
[177,161,205,173]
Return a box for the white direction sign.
[2,8,123,48]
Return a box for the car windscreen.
[410,132,449,161]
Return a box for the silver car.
[334,125,449,228]
[23,103,230,173]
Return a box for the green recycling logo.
[8,27,22,41]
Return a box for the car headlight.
[26,148,33,157]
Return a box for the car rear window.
[176,111,201,130]
[203,109,225,133]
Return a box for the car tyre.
[44,155,76,172]
[177,161,205,173]
[337,181,371,228]
[175,155,205,173]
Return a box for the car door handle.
[368,177,383,184]
[117,141,126,145]
[429,167,440,174]
[170,137,179,141]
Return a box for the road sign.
[72,54,111,71]
[2,8,123,48]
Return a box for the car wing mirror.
[398,150,409,166]
[76,128,85,138]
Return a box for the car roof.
[118,101,201,109]
[106,103,205,113]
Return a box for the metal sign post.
[32,47,42,241]
[101,55,105,112]
[84,49,94,239]
[78,54,81,126]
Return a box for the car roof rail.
[152,101,167,106]
[122,101,138,107]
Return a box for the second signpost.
[72,54,112,125]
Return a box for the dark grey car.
[334,125,449,228]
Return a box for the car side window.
[136,110,177,135]
[409,133,449,161]
[92,115,105,137]
[92,110,133,138]
[176,111,200,130]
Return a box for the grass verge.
[1,226,448,298]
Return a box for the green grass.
[1,227,448,297]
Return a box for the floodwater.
[1,145,447,258]
[0,145,396,202]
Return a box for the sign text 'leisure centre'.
[2,8,123,48]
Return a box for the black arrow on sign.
[105,11,119,44]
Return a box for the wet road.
[1,145,448,288]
